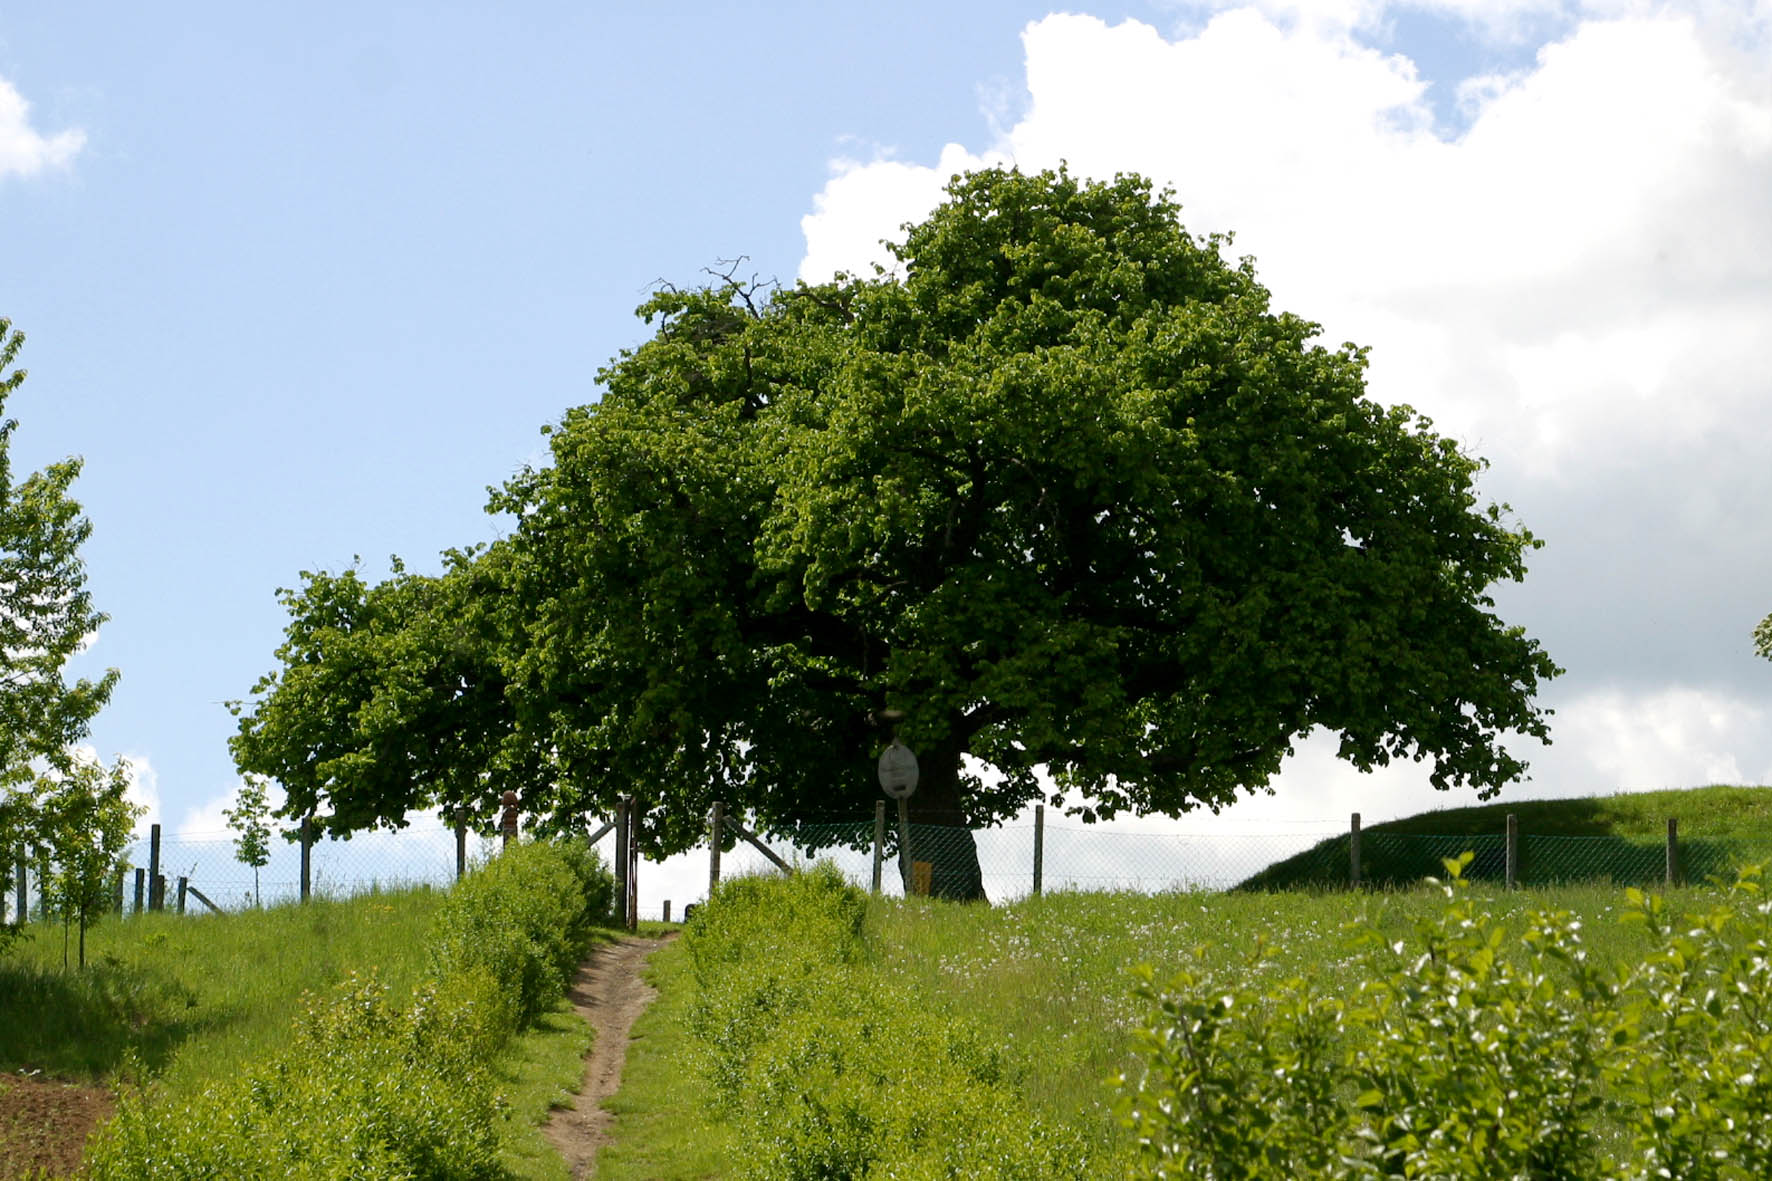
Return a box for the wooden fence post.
[500,791,519,849]
[1666,817,1679,888]
[132,868,144,915]
[626,800,639,932]
[1349,813,1362,889]
[614,798,629,924]
[176,876,188,916]
[663,900,671,923]
[13,853,24,924]
[153,875,166,912]
[1033,804,1045,897]
[113,868,125,916]
[870,801,885,894]
[454,808,468,880]
[1505,813,1519,889]
[708,801,723,897]
[148,823,162,912]
[299,818,313,903]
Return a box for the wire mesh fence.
[10,807,1772,926]
[1,824,507,921]
[710,811,1772,904]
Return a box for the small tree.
[38,755,139,968]
[223,776,272,907]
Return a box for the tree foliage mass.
[232,168,1559,896]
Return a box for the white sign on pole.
[877,739,919,800]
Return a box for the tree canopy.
[232,168,1560,895]
[0,319,120,866]
[228,549,547,839]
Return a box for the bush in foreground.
[1122,855,1772,1179]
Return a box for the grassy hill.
[1239,784,1772,890]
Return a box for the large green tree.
[233,168,1560,899]
[0,319,120,870]
[495,167,1559,897]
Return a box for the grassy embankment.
[0,853,618,1179]
[598,784,1772,1177]
[1245,783,1772,889]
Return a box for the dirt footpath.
[543,934,672,1179]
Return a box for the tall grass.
[643,871,1723,1174]
[0,888,441,1090]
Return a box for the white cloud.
[799,142,994,284]
[173,776,289,840]
[1542,686,1772,790]
[67,746,163,836]
[797,2,1772,817]
[0,74,83,180]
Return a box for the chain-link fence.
[705,811,1772,903]
[10,808,1769,926]
[2,824,509,921]
[712,819,1348,900]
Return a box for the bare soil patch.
[544,934,672,1179]
[0,1072,114,1178]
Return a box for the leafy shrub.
[1122,856,1772,1180]
[685,865,1085,1179]
[430,835,612,1031]
[87,971,504,1180]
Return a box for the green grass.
[2,884,651,1179]
[1242,783,1772,889]
[863,885,1664,1165]
[594,936,733,1180]
[0,888,442,1090]
[495,997,597,1180]
[600,875,1723,1175]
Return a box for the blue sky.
[4,1,1771,876]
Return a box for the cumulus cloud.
[797,1,1772,816]
[0,74,83,180]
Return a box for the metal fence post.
[454,808,468,880]
[1505,813,1519,889]
[708,801,723,896]
[1666,817,1679,888]
[870,801,884,894]
[148,823,162,912]
[897,798,913,892]
[1349,813,1362,889]
[1033,804,1045,896]
[299,818,313,903]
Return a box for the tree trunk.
[901,746,988,902]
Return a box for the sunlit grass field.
[0,885,617,1179]
[865,883,1677,1165]
[0,889,443,1090]
[610,869,1745,1174]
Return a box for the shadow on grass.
[0,951,235,1080]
